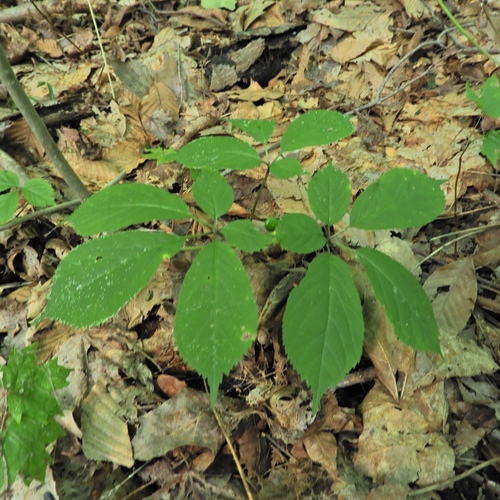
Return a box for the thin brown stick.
[453,140,470,255]
[212,406,254,500]
[203,382,253,500]
[334,367,378,389]
[147,4,227,28]
[0,200,80,232]
[0,43,90,201]
[408,456,500,496]
[338,36,448,116]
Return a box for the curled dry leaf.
[140,82,179,140]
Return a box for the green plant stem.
[0,200,80,232]
[0,43,91,201]
[436,0,498,63]
[250,164,271,220]
[181,245,205,252]
[0,171,127,232]
[183,230,215,241]
[330,235,353,255]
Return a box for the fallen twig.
[408,456,500,496]
[0,43,91,201]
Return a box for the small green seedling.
[0,344,70,491]
[0,171,55,224]
[37,82,56,103]
[39,110,445,413]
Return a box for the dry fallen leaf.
[354,382,454,486]
[81,377,134,468]
[132,388,229,463]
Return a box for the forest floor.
[2,0,500,498]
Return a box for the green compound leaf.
[350,168,445,230]
[482,130,500,165]
[282,254,364,414]
[0,192,18,225]
[67,183,191,236]
[280,110,354,153]
[174,241,258,407]
[41,231,184,327]
[221,220,273,252]
[176,136,262,171]
[276,213,326,253]
[308,163,351,225]
[357,247,441,353]
[0,171,19,191]
[228,118,275,145]
[192,171,234,219]
[22,178,55,207]
[270,158,305,179]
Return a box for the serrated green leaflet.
[282,254,364,414]
[22,178,55,207]
[465,81,477,102]
[0,192,18,224]
[357,247,441,353]
[474,86,500,118]
[308,163,351,225]
[0,171,19,191]
[221,220,273,252]
[276,213,326,253]
[482,130,500,165]
[228,118,275,145]
[41,231,183,327]
[467,75,500,117]
[270,158,304,179]
[192,171,233,219]
[350,168,445,230]
[280,110,354,153]
[174,241,258,407]
[176,136,262,170]
[67,183,191,236]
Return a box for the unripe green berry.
[264,217,279,232]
